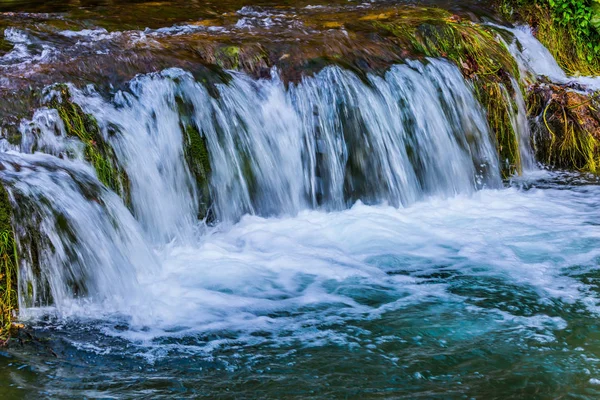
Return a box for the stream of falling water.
[5,59,509,312]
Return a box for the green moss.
[372,10,518,75]
[48,85,130,203]
[181,122,212,220]
[0,184,18,344]
[475,81,523,176]
[216,45,240,70]
[174,94,213,220]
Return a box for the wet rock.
[527,83,600,172]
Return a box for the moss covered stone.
[527,83,600,172]
[475,81,523,176]
[216,45,241,70]
[182,123,213,221]
[48,85,131,203]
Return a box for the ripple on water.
[2,173,600,397]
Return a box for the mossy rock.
[215,45,241,70]
[474,79,523,176]
[527,83,600,172]
[47,85,131,204]
[182,122,213,221]
[174,94,213,221]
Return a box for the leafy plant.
[503,0,600,64]
[547,0,600,58]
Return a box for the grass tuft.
[0,184,17,345]
[528,84,600,172]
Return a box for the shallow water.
[2,171,600,398]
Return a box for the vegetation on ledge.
[0,184,18,345]
[496,1,600,173]
[499,1,600,76]
[527,83,600,172]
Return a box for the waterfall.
[499,24,600,91]
[70,71,202,244]
[1,57,524,316]
[507,77,536,172]
[73,59,501,226]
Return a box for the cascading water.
[499,24,600,90]
[4,58,511,315]
[507,76,536,171]
[74,59,503,226]
[0,152,158,314]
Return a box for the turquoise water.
[3,172,600,399]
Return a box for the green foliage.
[547,0,600,59]
[552,0,595,40]
[0,184,17,344]
[502,0,600,71]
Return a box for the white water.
[0,28,56,81]
[0,56,560,353]
[0,152,158,310]
[121,182,596,347]
[72,73,202,244]
[507,76,536,171]
[71,59,502,229]
[13,175,600,357]
[500,25,600,90]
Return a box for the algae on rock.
[182,122,213,221]
[175,94,213,221]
